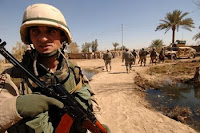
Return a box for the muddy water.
[146,79,200,132]
[82,69,97,80]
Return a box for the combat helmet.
[20,3,72,44]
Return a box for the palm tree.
[193,33,200,41]
[155,10,195,43]
[112,42,119,51]
[149,39,164,51]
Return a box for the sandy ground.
[73,56,197,133]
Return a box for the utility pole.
[182,32,183,40]
[121,24,123,51]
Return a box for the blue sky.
[0,0,200,53]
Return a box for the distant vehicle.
[165,46,196,60]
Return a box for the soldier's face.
[29,26,64,54]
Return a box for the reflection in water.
[82,69,97,80]
[146,80,200,132]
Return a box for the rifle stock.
[56,114,74,133]
[83,120,107,133]
[0,39,107,133]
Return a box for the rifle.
[0,39,107,133]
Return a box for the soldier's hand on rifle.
[16,94,64,118]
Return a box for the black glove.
[16,94,64,118]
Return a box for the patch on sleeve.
[0,74,7,85]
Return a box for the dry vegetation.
[147,61,200,82]
[134,59,200,92]
[134,58,200,131]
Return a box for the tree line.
[10,7,200,60]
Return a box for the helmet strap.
[38,41,67,57]
[57,41,67,69]
[32,41,68,71]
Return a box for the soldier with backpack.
[150,48,158,65]
[139,48,149,66]
[122,49,133,73]
[103,50,112,72]
[131,49,137,65]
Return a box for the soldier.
[122,49,133,73]
[159,48,165,63]
[139,48,149,66]
[131,49,137,65]
[150,48,157,65]
[0,3,109,133]
[103,50,112,71]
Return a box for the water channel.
[82,69,97,80]
[83,69,200,132]
[146,79,200,132]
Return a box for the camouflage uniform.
[122,49,133,73]
[0,50,95,133]
[103,50,112,71]
[139,48,148,66]
[159,48,165,63]
[150,49,157,65]
[131,49,137,65]
[0,3,109,133]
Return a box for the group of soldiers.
[103,48,166,74]
[122,48,166,73]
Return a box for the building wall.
[68,51,122,59]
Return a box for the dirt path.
[74,57,197,133]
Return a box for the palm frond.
[193,33,200,41]
[155,9,194,43]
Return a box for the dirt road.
[75,56,197,133]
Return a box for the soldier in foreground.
[103,50,112,72]
[0,3,109,133]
